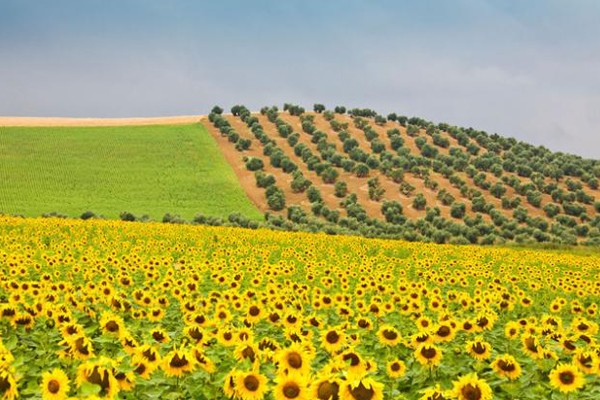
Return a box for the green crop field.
[0,124,262,220]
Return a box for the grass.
[0,123,263,220]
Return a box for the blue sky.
[1,0,599,158]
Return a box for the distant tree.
[450,202,466,219]
[245,157,264,171]
[353,163,370,178]
[334,181,348,198]
[313,104,326,113]
[381,200,404,224]
[211,105,224,114]
[334,106,346,114]
[413,193,427,210]
[543,203,560,218]
[321,167,339,184]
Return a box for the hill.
[0,123,262,220]
[204,104,600,245]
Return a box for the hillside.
[204,104,600,245]
[0,123,262,220]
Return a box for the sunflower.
[273,375,310,400]
[386,359,406,378]
[321,327,346,354]
[162,347,195,377]
[76,358,119,399]
[276,343,313,376]
[113,369,135,391]
[150,328,170,344]
[549,363,585,393]
[521,334,543,359]
[415,344,442,367]
[0,368,18,400]
[223,369,239,398]
[41,368,70,400]
[419,385,449,400]
[192,346,216,373]
[234,342,259,364]
[465,337,492,361]
[451,373,492,400]
[341,377,384,400]
[433,322,456,343]
[99,312,125,337]
[337,350,368,381]
[310,375,341,400]
[490,354,522,380]
[376,325,402,346]
[573,350,598,374]
[235,370,269,400]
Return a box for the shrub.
[413,193,427,210]
[313,104,326,113]
[266,187,286,211]
[245,157,264,171]
[119,211,137,222]
[321,167,339,184]
[367,177,385,201]
[80,211,96,220]
[450,203,466,219]
[353,163,370,178]
[543,203,560,218]
[307,186,322,203]
[334,181,348,198]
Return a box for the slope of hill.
[0,123,262,220]
[204,104,600,245]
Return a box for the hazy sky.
[1,0,599,158]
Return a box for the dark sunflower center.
[48,379,61,394]
[579,355,593,367]
[343,353,360,366]
[463,322,473,330]
[244,375,260,391]
[169,354,189,368]
[287,352,302,368]
[437,326,450,337]
[326,331,340,344]
[142,349,156,362]
[559,371,575,384]
[577,323,588,331]
[223,332,233,341]
[0,376,12,392]
[283,382,301,398]
[249,306,260,316]
[497,360,515,372]
[382,329,398,340]
[241,346,255,362]
[152,332,165,341]
[461,383,482,400]
[472,343,486,354]
[349,382,375,400]
[317,381,340,400]
[287,315,298,324]
[75,337,90,355]
[391,362,401,372]
[105,321,119,332]
[524,337,538,352]
[88,368,111,395]
[421,347,437,359]
[134,363,147,375]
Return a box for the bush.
[162,213,185,224]
[367,177,385,201]
[381,201,404,224]
[245,157,264,171]
[313,104,326,113]
[543,203,560,218]
[450,202,466,219]
[321,167,338,184]
[413,193,427,210]
[353,163,370,178]
[119,211,137,222]
[334,181,348,198]
[267,187,286,211]
[80,211,96,220]
[307,186,322,203]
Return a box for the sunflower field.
[0,216,599,400]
